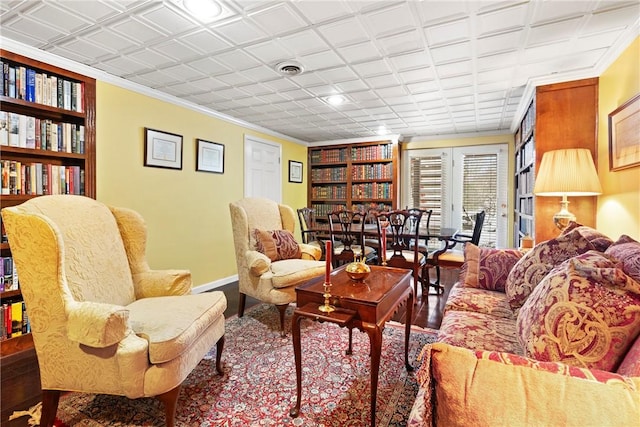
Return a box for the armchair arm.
[66,301,130,348]
[299,243,322,260]
[246,250,271,276]
[132,269,192,298]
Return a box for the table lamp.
[533,148,602,230]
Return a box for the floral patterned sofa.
[408,223,640,426]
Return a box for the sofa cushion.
[418,342,640,427]
[605,234,640,283]
[444,283,516,320]
[562,221,614,252]
[459,244,523,291]
[505,229,596,310]
[437,310,523,355]
[517,251,640,371]
[253,229,302,261]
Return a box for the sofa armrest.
[299,243,321,260]
[67,301,130,348]
[133,269,192,298]
[246,250,271,276]
[416,342,640,427]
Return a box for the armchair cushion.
[253,229,302,261]
[66,301,130,348]
[127,291,226,364]
[418,342,640,427]
[459,244,523,291]
[299,242,322,260]
[505,229,596,310]
[132,269,191,298]
[268,259,327,289]
[517,251,640,371]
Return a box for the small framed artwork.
[144,127,183,170]
[196,139,225,174]
[609,93,640,171]
[289,160,303,183]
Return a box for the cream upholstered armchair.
[1,195,227,427]
[229,197,325,335]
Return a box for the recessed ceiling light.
[376,126,388,135]
[183,0,222,20]
[326,95,346,106]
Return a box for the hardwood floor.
[219,267,459,330]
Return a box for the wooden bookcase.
[0,49,96,421]
[307,140,398,225]
[513,78,598,246]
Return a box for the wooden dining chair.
[296,207,323,252]
[328,210,376,267]
[425,210,486,294]
[374,209,426,299]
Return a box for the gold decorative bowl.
[345,261,371,281]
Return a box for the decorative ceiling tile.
[2,0,636,142]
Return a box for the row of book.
[351,144,393,161]
[311,166,347,182]
[311,184,347,200]
[1,160,85,196]
[1,300,30,340]
[0,111,86,153]
[352,182,393,200]
[1,256,19,292]
[352,163,393,180]
[310,148,348,164]
[1,60,84,112]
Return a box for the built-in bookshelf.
[513,100,536,247]
[0,48,96,421]
[308,140,398,226]
[513,78,598,246]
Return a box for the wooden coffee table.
[289,265,414,427]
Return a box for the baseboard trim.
[192,274,239,294]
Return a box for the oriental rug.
[16,303,437,426]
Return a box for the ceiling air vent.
[275,61,304,76]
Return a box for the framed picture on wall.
[609,93,640,171]
[144,127,183,170]
[289,160,303,183]
[196,139,225,174]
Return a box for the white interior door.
[244,135,282,202]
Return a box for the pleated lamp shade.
[533,148,602,230]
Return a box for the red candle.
[381,228,386,264]
[325,240,332,284]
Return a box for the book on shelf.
[11,301,22,338]
[0,111,7,146]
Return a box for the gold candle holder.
[318,282,335,313]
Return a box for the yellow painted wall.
[96,82,308,287]
[597,36,640,241]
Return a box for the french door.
[401,144,509,248]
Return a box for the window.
[402,144,508,248]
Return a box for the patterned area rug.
[47,304,437,426]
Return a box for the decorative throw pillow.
[421,342,640,427]
[253,229,301,262]
[505,229,596,310]
[605,234,640,283]
[459,244,523,291]
[561,221,614,252]
[516,251,640,371]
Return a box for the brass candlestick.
[318,282,335,313]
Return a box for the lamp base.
[553,197,576,231]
